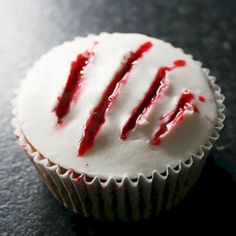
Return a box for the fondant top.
[17,33,217,179]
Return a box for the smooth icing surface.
[17,33,217,179]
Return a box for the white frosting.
[17,33,217,179]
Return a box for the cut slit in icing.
[53,48,95,124]
[78,41,153,156]
[151,90,199,146]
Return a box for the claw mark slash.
[53,43,97,125]
[151,90,199,145]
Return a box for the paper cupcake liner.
[12,42,225,221]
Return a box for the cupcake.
[12,33,225,221]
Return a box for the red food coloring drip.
[53,50,94,125]
[120,59,186,140]
[174,60,186,67]
[78,41,153,156]
[151,90,199,145]
[199,96,206,102]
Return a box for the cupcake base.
[12,62,225,221]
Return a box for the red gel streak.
[120,59,186,140]
[151,90,198,145]
[78,41,153,156]
[174,60,186,67]
[53,51,94,124]
[199,96,206,102]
